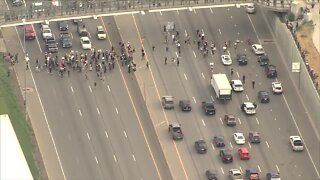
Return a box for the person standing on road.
[242,75,246,83]
[252,80,255,88]
[165,57,167,64]
[231,68,234,76]
[152,45,155,51]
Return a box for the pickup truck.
[202,101,215,115]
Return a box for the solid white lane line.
[246,94,249,101]
[95,156,99,164]
[105,131,109,138]
[247,13,261,44]
[70,86,74,93]
[184,73,188,80]
[87,132,90,140]
[97,107,100,115]
[113,154,117,162]
[32,24,43,53]
[265,141,270,148]
[115,107,119,114]
[193,97,196,103]
[89,86,93,93]
[193,51,196,58]
[15,27,25,53]
[229,142,233,149]
[218,29,221,35]
[220,167,225,174]
[123,131,127,138]
[201,73,205,79]
[107,85,111,92]
[202,119,206,127]
[79,109,82,116]
[132,154,136,161]
[211,143,215,150]
[256,117,260,125]
[257,165,261,172]
[276,164,280,172]
[238,118,242,125]
[248,142,252,149]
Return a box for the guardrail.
[0,0,291,26]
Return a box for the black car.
[219,149,233,163]
[249,131,261,143]
[213,135,225,147]
[258,91,270,103]
[45,36,58,53]
[179,100,191,111]
[205,170,218,180]
[258,54,269,66]
[60,33,72,48]
[194,140,207,154]
[202,101,216,115]
[265,64,277,78]
[58,21,69,31]
[236,53,248,65]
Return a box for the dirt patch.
[296,21,320,91]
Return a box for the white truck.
[211,74,232,101]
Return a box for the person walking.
[94,82,97,88]
[242,75,246,83]
[146,61,149,69]
[152,45,155,51]
[252,80,255,88]
[231,68,234,76]
[165,57,167,64]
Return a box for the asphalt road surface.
[2,4,320,180]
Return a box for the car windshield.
[235,84,242,87]
[98,30,105,34]
[217,137,224,142]
[247,107,255,110]
[207,104,214,108]
[224,57,230,60]
[237,136,244,139]
[83,40,90,44]
[294,140,303,146]
[172,127,181,132]
[43,29,51,33]
[26,29,33,33]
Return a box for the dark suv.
[265,64,277,78]
[258,91,270,103]
[194,140,207,154]
[236,53,248,65]
[258,54,269,66]
[249,131,261,143]
[179,100,191,111]
[202,101,216,115]
[219,149,233,163]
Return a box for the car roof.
[196,140,206,144]
[232,79,242,84]
[252,44,262,48]
[239,147,249,152]
[290,136,301,140]
[170,123,180,127]
[226,114,235,118]
[234,132,244,136]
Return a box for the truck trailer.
[211,74,232,101]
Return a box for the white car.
[229,169,243,180]
[240,102,257,115]
[234,133,245,145]
[96,26,107,40]
[290,136,304,151]
[221,55,232,65]
[80,37,92,50]
[272,82,283,94]
[246,3,255,14]
[231,80,244,92]
[41,27,53,39]
[252,44,265,55]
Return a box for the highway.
[111,5,319,179]
[2,14,171,180]
[2,3,320,180]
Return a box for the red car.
[238,147,250,160]
[24,25,36,40]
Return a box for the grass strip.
[0,53,40,179]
